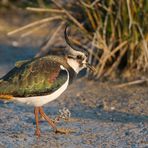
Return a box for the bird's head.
[64,26,95,74]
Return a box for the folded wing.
[0,57,68,97]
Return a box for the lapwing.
[0,26,95,137]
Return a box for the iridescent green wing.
[0,57,68,97]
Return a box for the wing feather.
[0,56,68,97]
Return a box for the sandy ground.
[0,10,148,148]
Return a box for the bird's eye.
[76,55,83,60]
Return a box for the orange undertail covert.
[0,94,14,100]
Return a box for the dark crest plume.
[64,25,89,56]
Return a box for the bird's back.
[0,55,73,98]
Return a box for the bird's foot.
[34,128,41,137]
[55,128,75,134]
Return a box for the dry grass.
[7,0,148,79]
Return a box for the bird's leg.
[34,107,41,137]
[39,107,73,134]
[39,107,57,132]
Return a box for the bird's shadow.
[71,105,148,124]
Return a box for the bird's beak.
[86,63,96,73]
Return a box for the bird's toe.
[55,128,75,134]
[34,128,41,137]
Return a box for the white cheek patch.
[67,59,80,73]
[67,54,87,73]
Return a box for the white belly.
[13,66,69,107]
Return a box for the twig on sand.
[20,23,48,38]
[7,16,62,36]
[26,7,65,13]
[116,79,148,88]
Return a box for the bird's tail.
[0,94,14,100]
